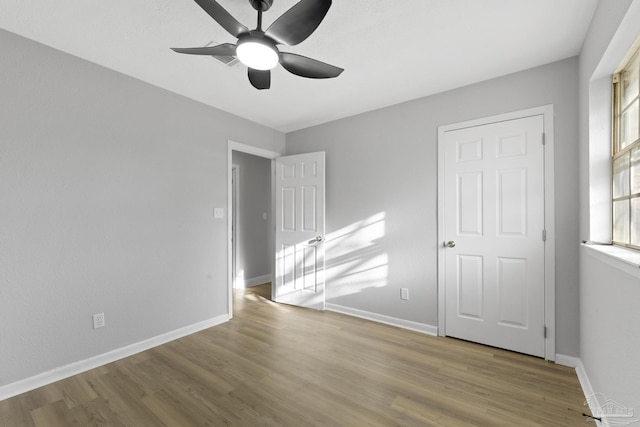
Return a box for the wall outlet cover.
[93,312,105,329]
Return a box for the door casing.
[436,105,556,361]
[232,164,239,290]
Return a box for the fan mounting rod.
[249,0,273,12]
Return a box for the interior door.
[274,152,325,310]
[443,115,546,357]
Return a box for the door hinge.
[542,132,546,146]
[544,326,547,338]
[542,229,547,242]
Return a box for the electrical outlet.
[214,208,224,219]
[93,312,105,329]
[400,288,409,301]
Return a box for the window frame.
[612,47,640,249]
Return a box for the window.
[612,46,640,248]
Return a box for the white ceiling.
[0,0,598,133]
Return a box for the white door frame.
[436,105,556,361]
[227,140,280,318]
[231,164,239,290]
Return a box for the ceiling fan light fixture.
[236,37,279,70]
[172,0,343,89]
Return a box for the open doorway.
[227,141,280,318]
[231,152,271,289]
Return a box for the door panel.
[497,168,527,236]
[457,172,483,235]
[497,257,528,327]
[444,115,545,357]
[274,152,325,310]
[458,255,484,319]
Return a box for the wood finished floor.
[1,284,590,426]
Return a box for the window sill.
[582,242,640,278]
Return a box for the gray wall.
[287,57,580,356]
[578,0,640,416]
[231,151,272,284]
[0,29,284,387]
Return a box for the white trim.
[437,121,447,338]
[0,315,229,401]
[577,359,606,427]
[228,141,281,160]
[438,106,553,131]
[436,105,556,360]
[555,353,579,368]
[227,141,280,318]
[583,243,640,278]
[543,105,557,362]
[231,164,239,290]
[326,303,438,336]
[236,274,273,289]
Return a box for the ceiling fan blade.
[194,0,249,37]
[248,68,271,90]
[265,0,332,46]
[280,52,343,79]
[171,43,237,56]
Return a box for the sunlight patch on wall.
[325,212,388,299]
[233,269,245,289]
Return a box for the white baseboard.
[576,359,607,427]
[234,274,272,289]
[0,314,229,402]
[326,303,438,336]
[555,353,579,368]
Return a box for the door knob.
[308,236,324,244]
[445,240,456,248]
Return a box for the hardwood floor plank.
[0,284,590,426]
[141,389,229,427]
[87,368,165,426]
[70,397,125,427]
[30,401,72,427]
[56,375,99,410]
[0,395,37,427]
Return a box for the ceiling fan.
[171,0,344,90]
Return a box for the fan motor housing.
[249,0,273,12]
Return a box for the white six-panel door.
[442,115,546,357]
[274,152,326,310]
